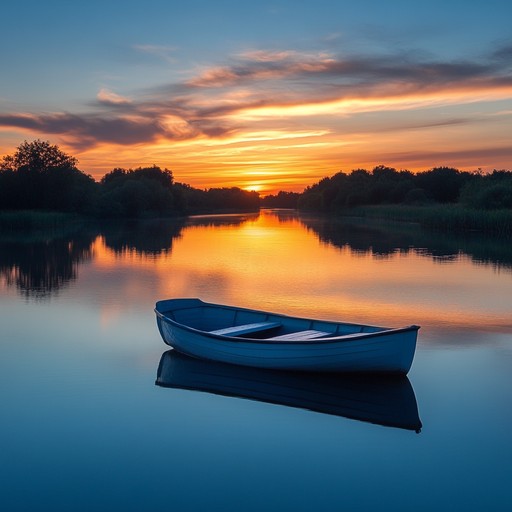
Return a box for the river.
[1,209,511,511]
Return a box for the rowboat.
[156,350,422,432]
[155,298,420,374]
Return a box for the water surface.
[1,210,511,511]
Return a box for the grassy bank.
[342,204,512,237]
[0,210,84,229]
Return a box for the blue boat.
[155,298,420,374]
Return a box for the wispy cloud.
[1,41,511,156]
[186,50,336,88]
[133,44,178,63]
[236,49,323,62]
[185,46,505,92]
[97,88,132,106]
[323,32,343,43]
[385,145,512,167]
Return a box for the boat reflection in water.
[156,350,422,433]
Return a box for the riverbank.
[0,210,89,230]
[338,204,512,237]
[0,208,258,232]
[3,204,512,238]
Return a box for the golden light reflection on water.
[78,211,512,335]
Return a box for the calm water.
[1,210,511,511]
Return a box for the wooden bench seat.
[210,321,281,337]
[267,329,330,341]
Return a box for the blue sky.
[1,0,511,192]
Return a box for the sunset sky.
[1,0,511,194]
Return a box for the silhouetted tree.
[202,187,260,211]
[173,182,205,212]
[261,191,300,208]
[460,170,512,210]
[100,165,174,189]
[0,140,97,212]
[172,184,259,213]
[0,139,78,173]
[298,165,499,212]
[98,166,177,218]
[415,167,473,203]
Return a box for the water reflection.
[101,219,185,257]
[2,211,512,304]
[156,350,422,432]
[264,208,298,223]
[185,212,259,228]
[0,232,95,299]
[0,215,258,299]
[299,214,512,271]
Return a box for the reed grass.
[344,205,512,237]
[0,211,70,229]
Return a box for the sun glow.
[4,65,512,197]
[243,183,263,192]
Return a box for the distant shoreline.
[2,205,512,238]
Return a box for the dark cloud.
[193,122,238,138]
[491,42,512,61]
[0,112,196,149]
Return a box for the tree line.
[0,140,259,217]
[1,140,512,217]
[297,165,512,212]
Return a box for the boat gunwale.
[154,301,420,345]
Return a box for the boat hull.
[155,299,419,374]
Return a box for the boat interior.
[159,299,385,340]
